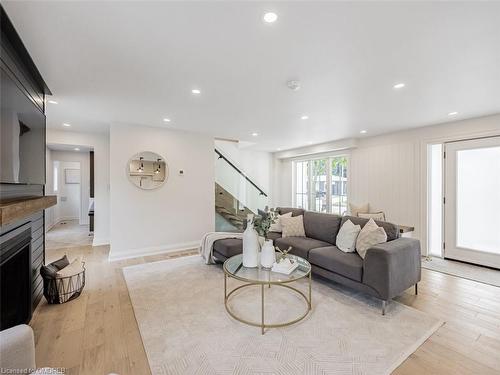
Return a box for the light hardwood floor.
[32,243,500,375]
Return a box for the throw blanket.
[199,232,243,264]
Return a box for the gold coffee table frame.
[223,254,312,335]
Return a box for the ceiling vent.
[286,80,301,91]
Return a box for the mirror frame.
[126,151,169,190]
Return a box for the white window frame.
[292,152,350,214]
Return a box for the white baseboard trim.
[108,240,200,262]
[58,216,79,222]
[93,237,110,247]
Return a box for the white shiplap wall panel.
[350,141,421,238]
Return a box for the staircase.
[214,149,268,231]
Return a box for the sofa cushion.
[267,232,282,241]
[303,211,342,245]
[342,215,399,241]
[275,237,330,259]
[277,207,305,217]
[308,246,364,282]
[213,238,242,258]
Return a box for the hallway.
[46,220,93,255]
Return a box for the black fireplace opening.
[1,226,32,330]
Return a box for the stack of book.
[271,258,299,275]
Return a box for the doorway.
[45,144,93,252]
[443,136,500,268]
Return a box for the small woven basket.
[42,263,86,304]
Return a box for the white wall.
[108,124,214,260]
[274,114,500,255]
[46,129,110,245]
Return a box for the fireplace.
[0,223,32,330]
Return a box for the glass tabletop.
[223,253,311,284]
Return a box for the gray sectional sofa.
[213,207,421,314]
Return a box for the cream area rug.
[123,256,442,375]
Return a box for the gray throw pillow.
[51,255,70,270]
[40,255,70,279]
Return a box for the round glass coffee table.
[223,253,312,334]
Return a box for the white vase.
[242,215,260,268]
[260,239,275,268]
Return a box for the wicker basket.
[42,263,86,304]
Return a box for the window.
[294,156,348,215]
[295,161,309,210]
[53,162,59,192]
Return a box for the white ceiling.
[4,1,500,151]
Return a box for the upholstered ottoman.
[213,238,243,262]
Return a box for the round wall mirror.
[127,151,168,190]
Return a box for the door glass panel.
[456,146,500,253]
[295,161,309,210]
[312,159,327,212]
[331,157,348,215]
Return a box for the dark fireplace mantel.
[0,196,56,226]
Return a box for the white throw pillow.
[349,202,369,217]
[358,212,386,221]
[355,218,387,259]
[281,215,306,238]
[269,212,293,232]
[336,220,361,253]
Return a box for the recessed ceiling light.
[301,115,309,120]
[252,132,259,137]
[307,141,313,145]
[163,118,171,122]
[360,130,367,134]
[48,100,58,104]
[74,148,80,151]
[62,123,71,127]
[191,89,201,95]
[277,148,282,151]
[393,83,406,89]
[448,111,458,116]
[263,12,278,23]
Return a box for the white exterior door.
[444,136,500,268]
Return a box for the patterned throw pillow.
[269,212,293,233]
[336,219,361,253]
[281,215,306,238]
[358,212,386,221]
[349,202,369,217]
[355,218,387,259]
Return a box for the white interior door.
[444,136,500,268]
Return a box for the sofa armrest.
[0,324,36,371]
[363,238,421,300]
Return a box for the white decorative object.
[336,219,361,253]
[271,258,299,275]
[242,214,260,267]
[260,239,275,268]
[355,218,388,259]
